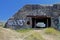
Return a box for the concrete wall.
[5,4,60,30]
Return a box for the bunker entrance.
[27,15,51,28]
[32,18,51,28]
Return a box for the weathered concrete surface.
[5,4,60,30]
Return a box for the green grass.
[44,28,60,35]
[44,28,60,40]
[16,28,33,33]
[24,32,45,40]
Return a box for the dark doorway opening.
[32,17,51,28]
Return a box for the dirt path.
[22,31,34,40]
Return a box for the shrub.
[44,28,60,35]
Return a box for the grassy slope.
[0,27,23,40]
[16,28,60,40]
[0,25,60,40]
[44,28,60,40]
[44,28,60,35]
[16,28,45,40]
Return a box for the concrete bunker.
[27,15,51,28]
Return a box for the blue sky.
[0,0,60,21]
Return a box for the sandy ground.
[34,30,54,40]
[0,27,60,40]
[0,27,23,40]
